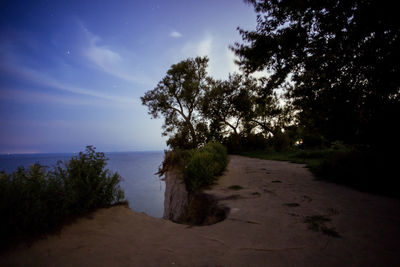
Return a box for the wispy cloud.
[85,38,122,68]
[0,30,141,106]
[0,63,138,106]
[81,27,154,86]
[181,34,213,57]
[0,86,116,107]
[178,33,242,79]
[170,31,182,38]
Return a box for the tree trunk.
[187,120,197,148]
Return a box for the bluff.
[162,168,189,222]
[162,168,228,225]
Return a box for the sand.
[2,155,400,266]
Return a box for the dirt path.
[2,155,400,266]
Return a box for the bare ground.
[2,155,400,266]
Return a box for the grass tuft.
[228,185,243,190]
[304,215,340,237]
[284,203,300,207]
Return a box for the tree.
[202,74,254,136]
[141,57,210,149]
[233,0,400,145]
[202,73,290,141]
[248,86,286,137]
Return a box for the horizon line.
[0,149,165,156]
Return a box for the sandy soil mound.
[2,155,400,266]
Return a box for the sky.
[0,0,257,154]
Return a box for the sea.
[0,151,166,218]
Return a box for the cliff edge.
[162,168,188,222]
[163,167,228,225]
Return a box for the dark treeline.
[142,0,399,196]
[233,0,399,151]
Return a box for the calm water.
[0,151,165,218]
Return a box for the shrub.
[245,133,269,151]
[157,149,194,176]
[224,134,243,154]
[200,142,228,174]
[159,142,228,192]
[0,146,125,249]
[313,148,398,197]
[301,134,328,149]
[184,151,217,190]
[52,146,124,214]
[183,142,228,191]
[272,132,291,152]
[224,133,268,154]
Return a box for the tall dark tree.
[141,57,210,149]
[233,0,400,145]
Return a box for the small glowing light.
[295,139,303,146]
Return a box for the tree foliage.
[142,57,285,149]
[141,57,210,149]
[233,0,400,145]
[202,74,255,136]
[249,87,287,136]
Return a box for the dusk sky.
[0,0,257,154]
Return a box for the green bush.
[184,142,228,191]
[200,142,228,174]
[52,146,124,214]
[0,146,125,249]
[157,149,194,176]
[159,142,228,192]
[184,151,217,190]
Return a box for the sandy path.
[2,155,400,266]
